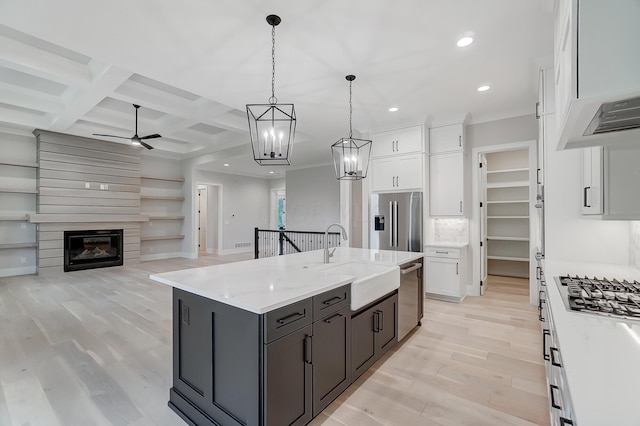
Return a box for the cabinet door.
[374,294,398,354]
[581,146,603,215]
[606,146,640,218]
[395,154,423,191]
[312,309,350,416]
[350,306,376,380]
[429,152,464,216]
[264,325,313,426]
[372,126,423,157]
[429,124,464,154]
[425,257,460,298]
[370,157,396,192]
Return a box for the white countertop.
[544,260,640,426]
[150,248,423,314]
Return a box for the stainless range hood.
[584,96,640,136]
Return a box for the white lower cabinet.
[429,152,464,216]
[424,245,467,302]
[370,153,423,192]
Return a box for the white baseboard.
[219,247,253,255]
[206,247,219,254]
[140,252,188,262]
[0,265,37,278]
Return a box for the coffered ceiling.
[0,0,554,178]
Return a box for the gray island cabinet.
[169,284,398,426]
[150,248,424,426]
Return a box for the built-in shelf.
[0,242,38,249]
[487,255,529,262]
[140,235,185,241]
[0,188,38,194]
[487,215,529,219]
[487,236,530,241]
[141,175,185,183]
[0,214,30,221]
[486,181,529,189]
[486,167,529,174]
[140,195,185,201]
[0,160,39,168]
[146,214,185,220]
[486,200,529,204]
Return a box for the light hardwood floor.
[0,257,548,426]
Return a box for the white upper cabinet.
[581,146,603,215]
[371,125,423,158]
[429,123,464,154]
[370,154,424,193]
[554,0,640,150]
[429,152,464,216]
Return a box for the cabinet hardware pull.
[304,335,312,364]
[396,176,399,187]
[459,201,462,212]
[539,298,546,322]
[373,311,379,332]
[535,101,541,119]
[536,266,541,280]
[559,417,574,425]
[435,250,448,254]
[550,347,562,367]
[323,313,343,324]
[276,311,305,325]
[543,329,550,359]
[456,263,459,275]
[458,135,462,147]
[537,168,541,184]
[583,186,591,207]
[400,263,422,275]
[377,310,384,331]
[549,384,562,410]
[322,296,343,306]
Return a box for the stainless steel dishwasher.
[398,259,424,341]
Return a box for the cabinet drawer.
[425,247,460,258]
[264,298,313,343]
[313,285,350,319]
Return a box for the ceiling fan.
[93,104,161,150]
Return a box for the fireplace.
[64,229,123,272]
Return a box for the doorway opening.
[196,184,222,256]
[270,189,286,229]
[471,140,537,304]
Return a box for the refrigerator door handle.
[394,201,399,247]
[389,201,394,247]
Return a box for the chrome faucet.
[323,223,348,264]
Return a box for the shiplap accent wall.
[33,130,145,275]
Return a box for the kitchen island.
[150,247,423,426]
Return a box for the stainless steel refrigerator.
[370,192,423,252]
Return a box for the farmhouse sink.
[318,261,400,311]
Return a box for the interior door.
[198,188,207,253]
[479,154,488,295]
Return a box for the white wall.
[285,165,340,232]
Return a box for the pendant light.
[246,14,296,166]
[331,75,372,180]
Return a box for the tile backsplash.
[631,222,640,269]
[433,218,469,243]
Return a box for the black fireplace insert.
[64,229,123,272]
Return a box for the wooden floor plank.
[0,255,549,425]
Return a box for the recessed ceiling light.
[457,36,474,47]
[269,171,275,174]
[477,85,491,92]
[388,107,399,112]
[223,163,229,167]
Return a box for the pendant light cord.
[270,24,277,105]
[349,79,353,139]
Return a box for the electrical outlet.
[85,182,90,189]
[104,184,108,190]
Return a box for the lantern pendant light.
[331,75,372,180]
[246,14,296,166]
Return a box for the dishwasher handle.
[400,263,422,275]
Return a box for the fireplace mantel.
[29,214,149,223]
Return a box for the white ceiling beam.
[0,35,92,88]
[0,106,50,129]
[48,63,133,131]
[0,82,66,113]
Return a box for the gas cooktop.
[556,275,640,320]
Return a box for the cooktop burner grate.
[558,275,640,319]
